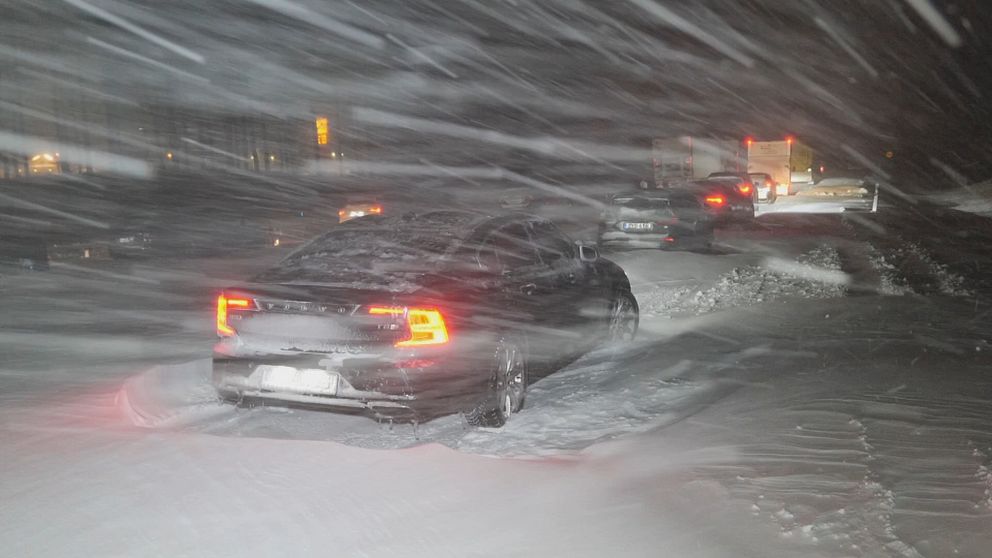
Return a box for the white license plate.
[258,365,338,395]
[621,222,654,231]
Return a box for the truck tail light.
[369,306,449,347]
[217,294,253,337]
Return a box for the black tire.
[607,290,639,344]
[466,336,529,428]
[699,229,715,251]
[693,223,715,250]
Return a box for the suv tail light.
[369,306,449,347]
[217,294,254,337]
[704,194,726,207]
[737,183,753,195]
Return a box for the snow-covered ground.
[922,179,992,217]
[3,204,992,557]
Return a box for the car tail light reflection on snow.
[369,306,449,347]
[217,294,253,337]
[704,194,726,207]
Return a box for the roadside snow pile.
[887,242,972,296]
[641,247,848,317]
[117,359,227,428]
[926,179,992,216]
[865,243,912,296]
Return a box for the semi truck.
[746,137,815,196]
[651,137,745,186]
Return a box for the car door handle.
[520,283,538,296]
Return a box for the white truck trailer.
[652,137,745,186]
[746,138,815,196]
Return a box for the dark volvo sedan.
[212,210,638,427]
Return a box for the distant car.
[748,173,778,204]
[706,172,757,200]
[688,179,755,223]
[212,210,639,427]
[498,191,533,210]
[338,198,383,223]
[599,190,715,250]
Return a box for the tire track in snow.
[710,389,992,558]
[717,405,900,556]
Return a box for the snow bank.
[639,246,848,317]
[923,179,992,217]
[117,359,228,428]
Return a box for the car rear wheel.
[466,337,528,428]
[607,290,639,343]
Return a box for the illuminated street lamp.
[315,117,329,145]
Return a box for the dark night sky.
[1,0,990,184]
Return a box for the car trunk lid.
[220,285,419,354]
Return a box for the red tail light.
[704,194,726,207]
[217,294,252,337]
[369,306,449,347]
[737,184,753,195]
[368,205,383,214]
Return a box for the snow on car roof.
[253,211,488,291]
[613,190,674,199]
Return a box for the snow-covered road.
[3,202,992,557]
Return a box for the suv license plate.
[259,365,338,395]
[621,222,654,231]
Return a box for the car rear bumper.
[212,352,487,419]
[599,230,673,247]
[708,206,753,223]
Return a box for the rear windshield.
[612,196,671,210]
[255,217,470,288]
[290,228,457,262]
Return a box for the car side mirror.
[578,244,599,262]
